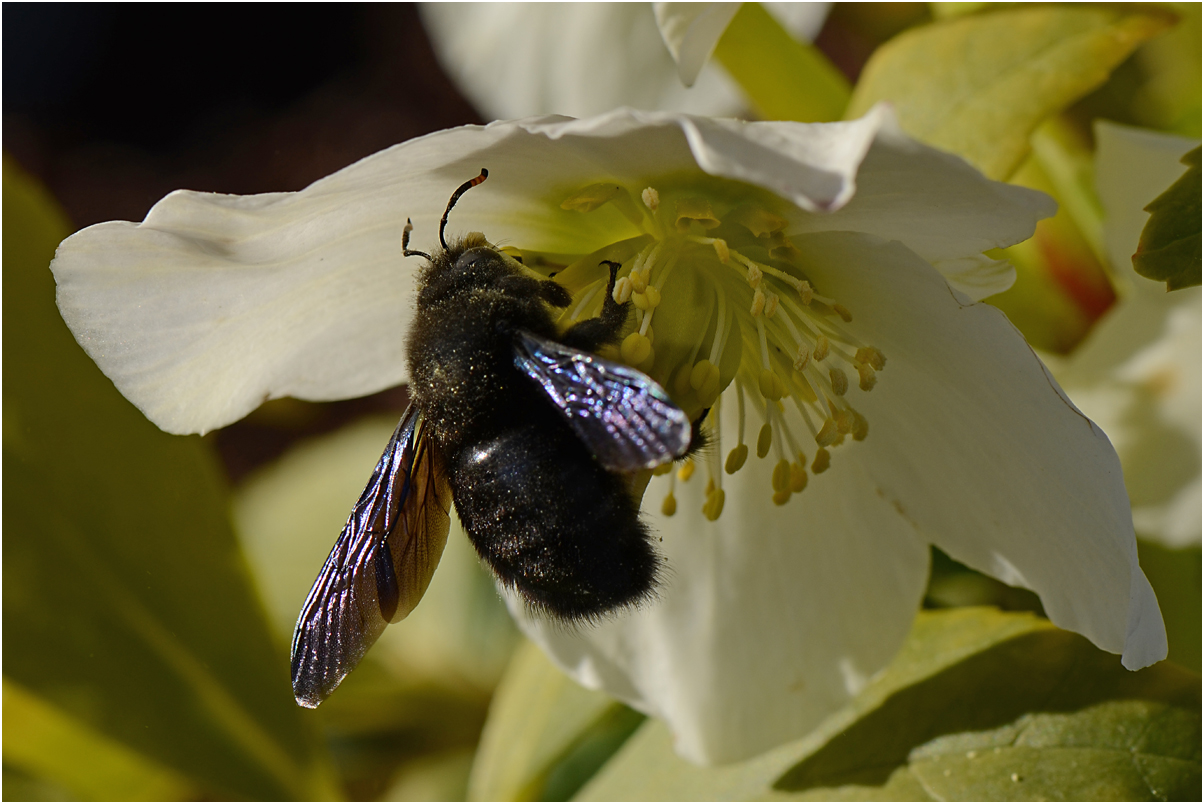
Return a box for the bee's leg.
[539,279,573,308]
[560,260,629,350]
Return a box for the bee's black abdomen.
[450,424,660,620]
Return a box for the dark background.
[4,4,486,480]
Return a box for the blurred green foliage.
[3,160,339,799]
[848,5,1172,180]
[713,3,852,122]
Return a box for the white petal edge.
[792,231,1167,670]
[931,254,1018,302]
[653,3,742,87]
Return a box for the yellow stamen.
[813,335,830,362]
[757,422,773,458]
[790,457,808,492]
[703,488,726,520]
[857,363,877,391]
[759,368,785,401]
[811,447,831,474]
[829,367,848,396]
[725,443,748,474]
[678,459,695,482]
[621,331,652,365]
[772,459,791,493]
[815,418,839,446]
[856,346,887,371]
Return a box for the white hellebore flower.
[420,2,829,119]
[1042,121,1201,549]
[51,107,1167,765]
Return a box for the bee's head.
[416,233,524,307]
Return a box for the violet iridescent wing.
[290,403,452,707]
[514,330,691,472]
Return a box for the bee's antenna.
[401,218,432,260]
[439,168,489,250]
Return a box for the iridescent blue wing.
[290,402,452,708]
[515,330,691,472]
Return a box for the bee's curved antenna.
[439,168,489,250]
[401,219,431,261]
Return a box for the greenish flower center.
[506,179,886,520]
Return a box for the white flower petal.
[793,231,1167,670]
[931,253,1018,302]
[512,427,930,765]
[653,3,742,87]
[795,114,1058,262]
[419,3,747,120]
[51,122,501,433]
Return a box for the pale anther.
[750,289,766,317]
[642,187,660,211]
[747,262,763,287]
[798,280,814,305]
[814,335,830,362]
[829,368,848,396]
[613,276,633,304]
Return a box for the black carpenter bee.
[291,170,693,707]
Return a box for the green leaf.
[713,2,851,123]
[1133,146,1202,290]
[574,609,1200,801]
[847,6,1173,179]
[468,640,643,801]
[2,160,339,800]
[3,678,192,800]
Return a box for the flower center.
[508,180,886,520]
